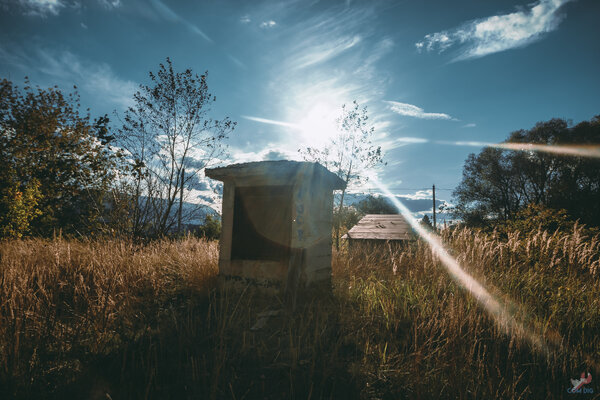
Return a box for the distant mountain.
[193,189,454,225]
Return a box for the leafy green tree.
[0,179,42,238]
[356,194,398,214]
[452,147,520,226]
[299,101,384,248]
[453,116,600,227]
[420,214,433,230]
[0,78,120,236]
[118,58,235,237]
[335,205,362,241]
[195,214,221,240]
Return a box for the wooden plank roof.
[343,214,413,241]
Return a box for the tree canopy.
[299,101,384,248]
[0,78,119,237]
[117,58,235,237]
[356,195,398,215]
[453,116,600,227]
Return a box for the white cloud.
[416,0,572,60]
[231,146,301,164]
[385,101,457,120]
[260,20,277,28]
[3,46,137,110]
[402,189,432,200]
[15,0,65,16]
[98,0,120,9]
[292,35,361,69]
[463,123,476,128]
[241,115,299,129]
[240,15,251,23]
[380,136,429,150]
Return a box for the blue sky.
[1,0,599,209]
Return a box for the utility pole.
[432,184,437,231]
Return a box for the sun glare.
[368,175,555,355]
[295,102,340,146]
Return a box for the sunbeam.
[368,175,556,355]
[437,140,600,158]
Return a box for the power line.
[347,187,455,192]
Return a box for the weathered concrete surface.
[205,161,344,290]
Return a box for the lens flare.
[437,140,600,158]
[369,175,554,354]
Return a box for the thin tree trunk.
[177,167,184,234]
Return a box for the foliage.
[420,214,432,229]
[1,225,599,399]
[333,205,362,240]
[453,116,600,227]
[499,203,598,238]
[356,194,397,214]
[195,214,221,240]
[117,58,235,237]
[0,78,120,236]
[0,179,42,238]
[299,101,384,248]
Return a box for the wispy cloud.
[416,0,572,60]
[13,0,66,16]
[380,136,429,150]
[98,0,120,9]
[235,3,396,183]
[241,115,299,129]
[227,54,246,69]
[240,15,251,23]
[1,44,136,110]
[39,50,136,109]
[292,35,361,69]
[463,123,476,128]
[272,5,391,113]
[259,20,277,28]
[9,0,121,16]
[385,101,457,120]
[149,0,212,43]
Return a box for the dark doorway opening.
[232,185,293,261]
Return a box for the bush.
[195,214,221,240]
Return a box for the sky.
[1,0,599,213]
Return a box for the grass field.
[1,226,599,399]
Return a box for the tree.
[420,214,433,229]
[195,214,221,240]
[356,194,398,215]
[453,116,600,227]
[299,101,384,248]
[452,147,521,226]
[0,78,119,237]
[0,179,42,238]
[117,58,236,237]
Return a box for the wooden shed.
[343,214,413,248]
[205,160,345,289]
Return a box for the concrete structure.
[343,214,413,247]
[205,160,345,289]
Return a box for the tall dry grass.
[1,225,599,399]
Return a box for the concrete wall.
[219,179,333,288]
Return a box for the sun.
[294,101,340,147]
